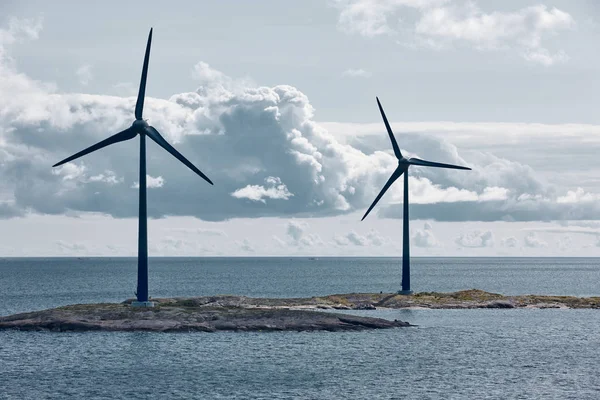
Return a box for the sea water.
[1,257,599,399]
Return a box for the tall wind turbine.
[361,97,471,294]
[53,28,213,307]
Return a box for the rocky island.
[0,298,410,333]
[1,289,598,332]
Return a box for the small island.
[0,298,410,333]
[1,290,598,332]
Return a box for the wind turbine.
[361,97,471,294]
[53,28,213,307]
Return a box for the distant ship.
[308,257,318,261]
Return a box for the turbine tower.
[361,97,471,294]
[53,28,213,307]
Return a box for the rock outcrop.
[0,301,410,332]
[131,289,599,310]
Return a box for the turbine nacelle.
[132,119,149,131]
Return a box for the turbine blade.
[408,157,471,170]
[52,128,137,167]
[376,97,402,160]
[361,167,404,221]
[135,28,153,120]
[144,126,213,185]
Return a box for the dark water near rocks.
[1,257,600,399]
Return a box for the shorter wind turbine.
[361,97,471,294]
[53,28,213,307]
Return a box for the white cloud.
[1,19,598,227]
[412,221,439,247]
[191,61,255,94]
[52,164,122,186]
[335,1,574,65]
[284,220,324,247]
[132,175,165,189]
[342,68,372,78]
[557,234,573,251]
[556,188,599,204]
[388,177,509,205]
[76,64,93,86]
[346,231,368,246]
[455,230,494,248]
[366,229,385,246]
[524,232,548,248]
[334,229,386,246]
[287,220,306,241]
[231,176,293,203]
[479,187,509,202]
[336,0,448,37]
[523,48,569,67]
[0,16,43,49]
[501,236,518,248]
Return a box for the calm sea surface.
[1,257,600,399]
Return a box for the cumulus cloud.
[0,16,43,58]
[556,188,599,204]
[556,234,573,251]
[342,68,372,78]
[334,229,385,246]
[231,176,293,203]
[285,220,323,247]
[366,229,385,246]
[501,236,518,248]
[0,19,596,225]
[455,230,494,248]
[52,164,122,186]
[523,232,548,248]
[412,222,439,247]
[191,61,255,94]
[0,24,475,222]
[132,175,165,189]
[334,1,574,65]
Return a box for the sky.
[1,0,600,256]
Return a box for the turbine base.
[396,290,413,295]
[131,301,155,308]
